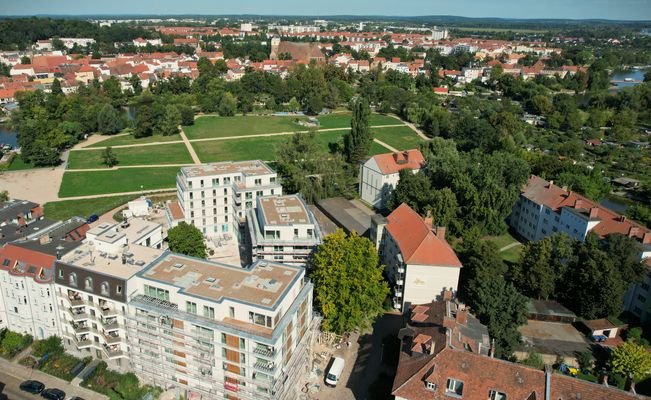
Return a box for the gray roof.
[0,218,59,246]
[316,197,377,237]
[527,299,576,318]
[0,199,39,222]
[12,217,87,257]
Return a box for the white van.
[325,357,345,387]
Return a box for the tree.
[20,55,30,64]
[310,230,389,334]
[32,336,64,358]
[97,104,123,135]
[155,105,181,136]
[129,74,142,95]
[218,92,237,117]
[343,97,372,166]
[610,341,651,385]
[288,97,300,113]
[429,188,459,233]
[134,105,155,138]
[389,169,433,215]
[0,190,8,202]
[167,222,207,258]
[50,78,63,96]
[101,147,118,167]
[178,104,195,126]
[0,331,29,357]
[522,351,545,370]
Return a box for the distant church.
[269,37,325,64]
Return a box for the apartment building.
[0,217,88,338]
[371,203,462,311]
[359,149,426,209]
[247,195,322,266]
[509,175,651,321]
[54,218,164,370]
[126,255,315,400]
[172,161,282,238]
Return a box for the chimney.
[442,289,453,301]
[574,199,583,209]
[456,309,467,325]
[435,226,446,241]
[643,232,651,245]
[628,226,640,238]
[547,180,554,188]
[589,207,599,218]
[39,234,51,245]
[620,215,627,223]
[544,365,552,400]
[488,338,496,358]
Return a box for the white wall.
[403,264,460,309]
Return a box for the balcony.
[103,345,125,359]
[254,360,276,373]
[102,333,122,345]
[73,336,93,349]
[99,305,120,317]
[67,308,90,321]
[396,279,404,286]
[397,266,405,274]
[253,345,276,358]
[100,318,120,331]
[72,324,91,334]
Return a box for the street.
[0,372,38,400]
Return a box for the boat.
[624,77,634,82]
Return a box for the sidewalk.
[0,354,108,399]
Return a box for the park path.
[179,126,202,164]
[387,114,431,141]
[76,132,130,149]
[74,139,185,151]
[59,188,176,201]
[500,242,523,252]
[65,163,194,172]
[373,138,399,152]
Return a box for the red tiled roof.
[371,149,425,175]
[386,203,462,267]
[0,244,55,271]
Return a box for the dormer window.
[84,277,93,291]
[489,390,506,400]
[425,381,437,391]
[100,282,110,296]
[446,378,463,396]
[69,273,77,287]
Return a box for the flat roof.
[90,219,160,245]
[527,299,576,318]
[141,255,302,309]
[180,160,275,179]
[316,197,377,236]
[0,199,39,221]
[259,195,311,226]
[61,243,163,279]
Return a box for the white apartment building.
[85,219,165,254]
[127,255,315,400]
[55,242,164,371]
[359,149,426,209]
[172,161,282,238]
[247,195,322,266]
[371,203,462,311]
[509,175,651,321]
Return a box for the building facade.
[371,203,462,311]
[359,149,426,209]
[127,255,315,400]
[247,195,322,266]
[173,161,282,238]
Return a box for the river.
[0,124,18,148]
[610,68,649,91]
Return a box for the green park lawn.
[67,143,193,169]
[316,113,401,129]
[44,195,139,220]
[6,155,36,171]
[370,141,393,155]
[58,167,179,197]
[184,115,306,140]
[372,126,425,151]
[87,133,182,148]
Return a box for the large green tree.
[97,104,124,135]
[610,341,651,386]
[388,169,433,214]
[167,222,207,259]
[134,105,155,138]
[155,105,181,136]
[218,92,237,117]
[310,230,389,334]
[101,146,118,167]
[343,97,372,166]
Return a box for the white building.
[371,203,462,311]
[127,255,315,400]
[247,195,322,266]
[85,219,165,254]
[132,38,162,47]
[431,26,449,41]
[359,149,426,209]
[171,161,282,238]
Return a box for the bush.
[40,353,87,381]
[82,361,161,400]
[577,351,594,372]
[32,336,64,358]
[0,329,33,359]
[522,351,545,370]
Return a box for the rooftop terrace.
[180,160,275,179]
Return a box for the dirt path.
[373,138,399,152]
[179,127,202,164]
[76,133,130,149]
[500,242,523,252]
[74,139,185,151]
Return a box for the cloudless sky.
[1,0,650,20]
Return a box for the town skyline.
[2,0,651,21]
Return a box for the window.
[144,285,169,301]
[224,177,231,185]
[100,282,110,296]
[446,379,463,396]
[186,301,197,314]
[58,269,63,279]
[229,306,235,318]
[638,294,646,303]
[84,277,93,291]
[489,390,507,400]
[425,382,437,391]
[270,177,276,184]
[255,178,262,186]
[641,283,650,291]
[256,191,263,197]
[239,338,246,349]
[204,306,215,319]
[116,285,122,295]
[69,273,77,287]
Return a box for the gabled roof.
[386,203,461,267]
[368,149,425,175]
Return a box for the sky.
[1,0,651,21]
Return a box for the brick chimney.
[442,289,453,301]
[589,207,599,218]
[435,226,446,241]
[628,226,640,238]
[547,180,554,188]
[456,310,467,325]
[39,234,51,245]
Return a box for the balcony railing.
[253,345,275,358]
[102,333,122,345]
[254,360,275,373]
[67,308,90,321]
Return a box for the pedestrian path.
[373,138,399,152]
[179,127,202,164]
[500,242,523,252]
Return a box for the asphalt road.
[0,372,37,400]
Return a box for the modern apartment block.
[0,217,88,338]
[509,175,651,321]
[247,195,322,266]
[371,203,462,311]
[53,218,166,370]
[359,149,425,209]
[171,161,283,238]
[126,255,315,400]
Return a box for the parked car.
[41,388,66,400]
[86,214,99,224]
[19,380,45,394]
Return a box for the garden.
[82,361,161,400]
[0,329,32,359]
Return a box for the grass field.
[44,194,140,220]
[453,26,548,33]
[316,113,399,129]
[59,167,179,198]
[3,155,37,171]
[184,116,306,140]
[67,143,193,169]
[370,141,392,155]
[485,231,521,250]
[87,133,182,148]
[372,126,425,151]
[501,245,523,264]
